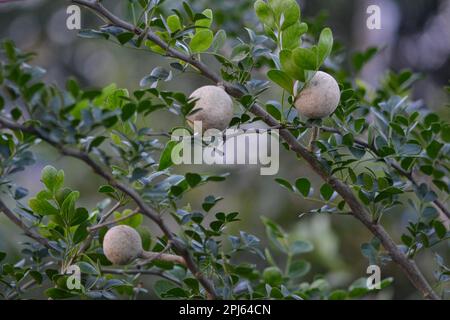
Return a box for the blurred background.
[0,0,449,299]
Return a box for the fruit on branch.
[187,85,234,132]
[294,71,341,119]
[103,225,143,265]
[103,225,186,266]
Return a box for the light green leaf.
[269,0,299,28]
[212,29,226,52]
[158,140,179,170]
[254,0,275,28]
[280,50,304,81]
[282,21,307,50]
[167,15,182,33]
[190,29,213,53]
[267,69,294,94]
[29,198,59,216]
[195,9,213,29]
[292,47,318,71]
[41,165,64,194]
[317,27,333,65]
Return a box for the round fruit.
[263,266,283,286]
[103,225,143,265]
[187,85,233,132]
[294,71,340,119]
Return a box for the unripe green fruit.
[103,225,143,265]
[263,266,283,286]
[187,85,233,132]
[294,71,340,119]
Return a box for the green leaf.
[269,0,300,30]
[202,195,223,212]
[263,266,283,286]
[290,240,313,255]
[317,28,333,65]
[267,69,293,94]
[121,103,136,121]
[254,0,275,28]
[78,29,108,39]
[45,288,77,299]
[329,290,348,300]
[295,178,310,197]
[281,0,300,30]
[70,207,89,226]
[29,198,59,216]
[167,15,182,33]
[292,47,318,71]
[374,187,403,202]
[136,226,152,251]
[282,21,307,50]
[98,185,115,194]
[426,140,443,159]
[41,165,64,194]
[212,29,226,52]
[320,183,334,201]
[154,279,176,299]
[288,260,310,278]
[280,50,304,81]
[114,209,143,228]
[73,222,89,244]
[275,178,294,192]
[433,220,446,239]
[29,271,43,284]
[0,251,6,263]
[261,217,288,253]
[441,124,450,142]
[116,32,134,45]
[185,172,202,187]
[158,140,179,171]
[60,191,79,223]
[77,261,98,275]
[195,9,213,29]
[266,103,282,120]
[190,29,213,53]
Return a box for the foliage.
[0,0,448,300]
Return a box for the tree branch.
[9,0,437,299]
[0,117,217,299]
[319,125,450,220]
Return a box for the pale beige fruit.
[187,85,233,132]
[103,225,143,265]
[294,71,340,119]
[102,225,187,266]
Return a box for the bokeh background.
[0,0,449,299]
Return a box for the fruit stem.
[139,251,187,266]
[308,126,320,152]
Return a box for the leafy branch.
[64,0,442,299]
